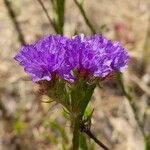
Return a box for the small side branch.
[37,0,56,31]
[80,124,110,150]
[73,0,96,34]
[4,0,26,45]
[117,73,146,138]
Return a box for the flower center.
[78,69,89,79]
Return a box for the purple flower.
[85,35,129,72]
[14,34,129,82]
[64,35,129,81]
[14,35,69,82]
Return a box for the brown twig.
[80,124,110,150]
[4,0,26,45]
[37,0,56,31]
[130,74,150,96]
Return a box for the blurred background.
[0,0,150,149]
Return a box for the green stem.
[51,0,65,35]
[72,119,80,150]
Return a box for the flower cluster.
[14,34,129,82]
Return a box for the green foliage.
[145,136,150,150]
[69,80,96,150]
[46,80,70,110]
[44,133,58,144]
[50,122,69,144]
[13,117,24,135]
[44,76,97,150]
[43,118,69,149]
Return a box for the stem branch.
[73,0,96,34]
[37,0,56,32]
[117,73,146,137]
[4,0,26,45]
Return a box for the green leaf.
[79,84,96,116]
[70,81,86,112]
[83,109,94,124]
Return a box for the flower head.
[14,34,129,82]
[14,35,69,82]
[64,35,129,81]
